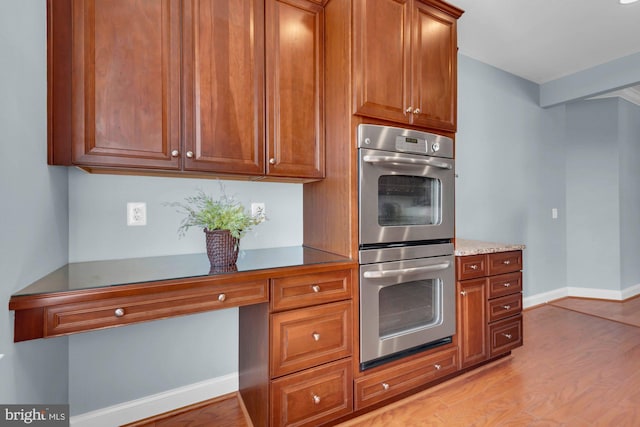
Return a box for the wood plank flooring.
[126,298,640,426]
[549,295,640,328]
[338,303,640,426]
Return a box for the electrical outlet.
[127,202,147,226]
[552,208,558,219]
[251,202,266,222]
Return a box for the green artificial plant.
[168,187,264,239]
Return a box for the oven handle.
[362,155,452,170]
[363,261,451,279]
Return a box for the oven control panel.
[358,124,453,158]
[395,135,428,154]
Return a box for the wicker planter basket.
[204,229,239,267]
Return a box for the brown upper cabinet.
[352,0,461,132]
[48,0,324,181]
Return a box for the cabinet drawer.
[271,358,353,427]
[488,293,522,322]
[488,272,523,298]
[489,315,523,357]
[354,347,458,410]
[45,280,268,337]
[488,251,522,275]
[456,254,487,280]
[271,269,352,312]
[271,301,352,378]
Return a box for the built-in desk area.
[9,246,355,342]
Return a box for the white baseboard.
[523,288,568,308]
[70,373,238,427]
[622,283,640,300]
[524,284,640,309]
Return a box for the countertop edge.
[454,238,526,256]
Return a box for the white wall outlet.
[251,202,266,222]
[127,202,147,226]
[552,208,558,219]
[0,354,4,361]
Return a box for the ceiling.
[453,0,640,86]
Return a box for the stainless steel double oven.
[358,124,455,370]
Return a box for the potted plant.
[168,188,264,267]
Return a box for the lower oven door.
[359,255,455,370]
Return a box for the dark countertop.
[12,246,353,297]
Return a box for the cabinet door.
[266,0,324,179]
[71,0,181,169]
[353,0,411,124]
[457,278,488,368]
[411,1,458,131]
[182,0,265,175]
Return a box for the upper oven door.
[359,148,454,246]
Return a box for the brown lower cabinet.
[354,346,458,410]
[456,250,524,369]
[240,266,356,427]
[271,358,353,427]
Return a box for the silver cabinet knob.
[469,264,478,270]
[269,158,276,165]
[114,308,125,317]
[382,382,390,390]
[502,333,513,340]
[405,106,413,114]
[460,290,467,296]
[311,285,320,293]
[503,260,511,265]
[503,283,511,287]
[312,332,320,341]
[434,364,441,370]
[312,394,321,404]
[502,305,511,310]
[186,151,194,158]
[171,150,179,157]
[413,108,421,114]
[218,293,227,302]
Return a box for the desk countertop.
[12,246,352,297]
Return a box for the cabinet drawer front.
[271,301,352,378]
[488,251,522,275]
[271,269,352,312]
[456,254,487,280]
[354,347,458,410]
[489,315,523,357]
[271,358,353,427]
[45,280,268,337]
[488,293,522,322]
[488,272,523,298]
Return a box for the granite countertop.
[12,246,352,297]
[454,239,526,256]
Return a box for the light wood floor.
[128,298,640,426]
[338,302,640,426]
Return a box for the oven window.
[378,175,440,226]
[378,279,441,338]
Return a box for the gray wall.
[456,55,568,296]
[566,99,621,290]
[540,52,640,107]
[67,173,302,414]
[565,97,640,291]
[0,1,69,405]
[619,100,640,289]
